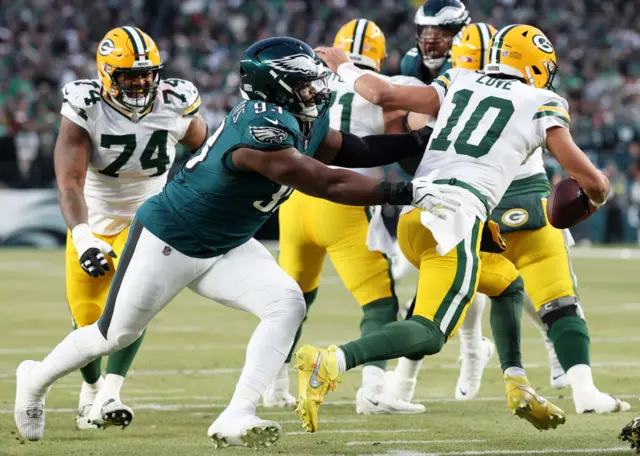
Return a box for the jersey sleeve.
[60,80,101,132]
[429,69,460,104]
[532,95,571,145]
[160,79,202,140]
[388,75,427,87]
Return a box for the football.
[547,177,590,229]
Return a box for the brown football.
[547,177,590,229]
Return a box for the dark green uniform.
[137,100,330,258]
[400,47,452,84]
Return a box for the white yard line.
[357,448,633,455]
[347,439,486,446]
[288,428,425,436]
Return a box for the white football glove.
[71,223,117,278]
[411,176,464,220]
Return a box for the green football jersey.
[400,47,452,84]
[137,99,330,258]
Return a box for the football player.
[14,37,462,447]
[264,19,425,415]
[395,22,631,413]
[306,24,610,432]
[55,26,207,429]
[620,415,640,452]
[401,0,470,84]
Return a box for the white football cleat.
[76,379,103,430]
[76,403,97,430]
[88,397,133,429]
[262,376,296,408]
[547,344,569,389]
[574,390,631,414]
[356,387,425,414]
[208,413,282,449]
[455,337,495,401]
[384,370,419,403]
[14,360,50,442]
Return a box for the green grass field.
[0,247,639,456]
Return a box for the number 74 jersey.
[60,78,201,235]
[418,68,571,216]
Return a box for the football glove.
[411,176,464,220]
[71,223,117,278]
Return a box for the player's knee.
[108,329,144,352]
[498,275,524,300]
[72,302,104,328]
[408,316,446,357]
[538,296,584,332]
[260,279,306,325]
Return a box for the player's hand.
[314,47,351,72]
[71,223,117,278]
[411,177,463,220]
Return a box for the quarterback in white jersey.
[299,24,609,430]
[53,27,207,430]
[271,18,426,415]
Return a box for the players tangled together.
[12,0,640,452]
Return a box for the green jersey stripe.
[533,110,570,126]
[433,78,448,92]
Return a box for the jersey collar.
[101,89,154,123]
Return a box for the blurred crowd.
[1,0,640,241]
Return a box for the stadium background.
[1,0,639,246]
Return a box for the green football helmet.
[240,37,330,121]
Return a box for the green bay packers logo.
[532,34,553,54]
[501,208,529,227]
[99,39,115,56]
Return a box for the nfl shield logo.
[162,245,172,256]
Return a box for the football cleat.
[455,337,495,401]
[76,404,98,430]
[262,376,296,408]
[384,368,420,403]
[294,345,342,433]
[208,413,282,449]
[356,387,425,414]
[14,360,50,442]
[88,398,133,429]
[574,391,631,414]
[546,342,569,389]
[504,374,566,431]
[620,414,640,453]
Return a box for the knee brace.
[539,296,584,331]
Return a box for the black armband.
[331,126,433,169]
[376,181,413,205]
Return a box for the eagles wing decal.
[249,126,289,144]
[266,54,319,75]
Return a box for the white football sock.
[79,376,104,405]
[458,294,486,353]
[275,362,289,382]
[395,357,422,380]
[30,324,113,396]
[335,347,347,374]
[100,374,124,402]
[362,365,384,393]
[227,299,303,415]
[567,364,597,393]
[504,366,526,378]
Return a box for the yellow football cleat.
[504,374,566,431]
[294,345,343,433]
[620,414,640,453]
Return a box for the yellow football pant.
[278,191,394,305]
[501,198,577,311]
[65,226,130,327]
[398,209,519,340]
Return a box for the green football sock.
[548,315,590,370]
[80,357,103,384]
[106,329,146,377]
[285,289,318,363]
[490,275,525,371]
[360,297,399,370]
[340,316,445,370]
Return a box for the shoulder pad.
[62,79,102,113]
[159,79,201,116]
[400,48,420,77]
[234,100,299,133]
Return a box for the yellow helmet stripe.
[476,23,492,70]
[121,26,146,61]
[492,24,518,64]
[352,19,370,55]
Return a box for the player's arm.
[54,116,115,277]
[545,127,609,211]
[313,126,432,169]
[315,47,441,116]
[232,145,458,216]
[179,114,208,152]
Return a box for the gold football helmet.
[485,24,558,89]
[451,23,497,71]
[96,26,163,112]
[333,19,386,72]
